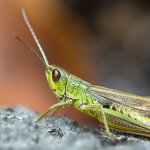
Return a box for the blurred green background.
[0,0,149,127]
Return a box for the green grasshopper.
[18,8,150,139]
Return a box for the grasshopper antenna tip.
[21,8,49,67]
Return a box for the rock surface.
[0,105,150,150]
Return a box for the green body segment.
[45,65,150,138]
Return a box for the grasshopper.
[18,8,150,139]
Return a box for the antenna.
[15,36,46,67]
[22,8,49,67]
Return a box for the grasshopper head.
[20,9,69,100]
[46,65,69,99]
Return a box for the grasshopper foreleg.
[35,100,72,122]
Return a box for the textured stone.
[0,105,150,150]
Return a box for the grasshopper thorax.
[46,65,69,100]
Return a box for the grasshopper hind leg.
[99,104,116,140]
[77,103,116,140]
[98,106,128,142]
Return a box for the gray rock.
[0,105,149,150]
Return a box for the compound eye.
[52,69,61,82]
